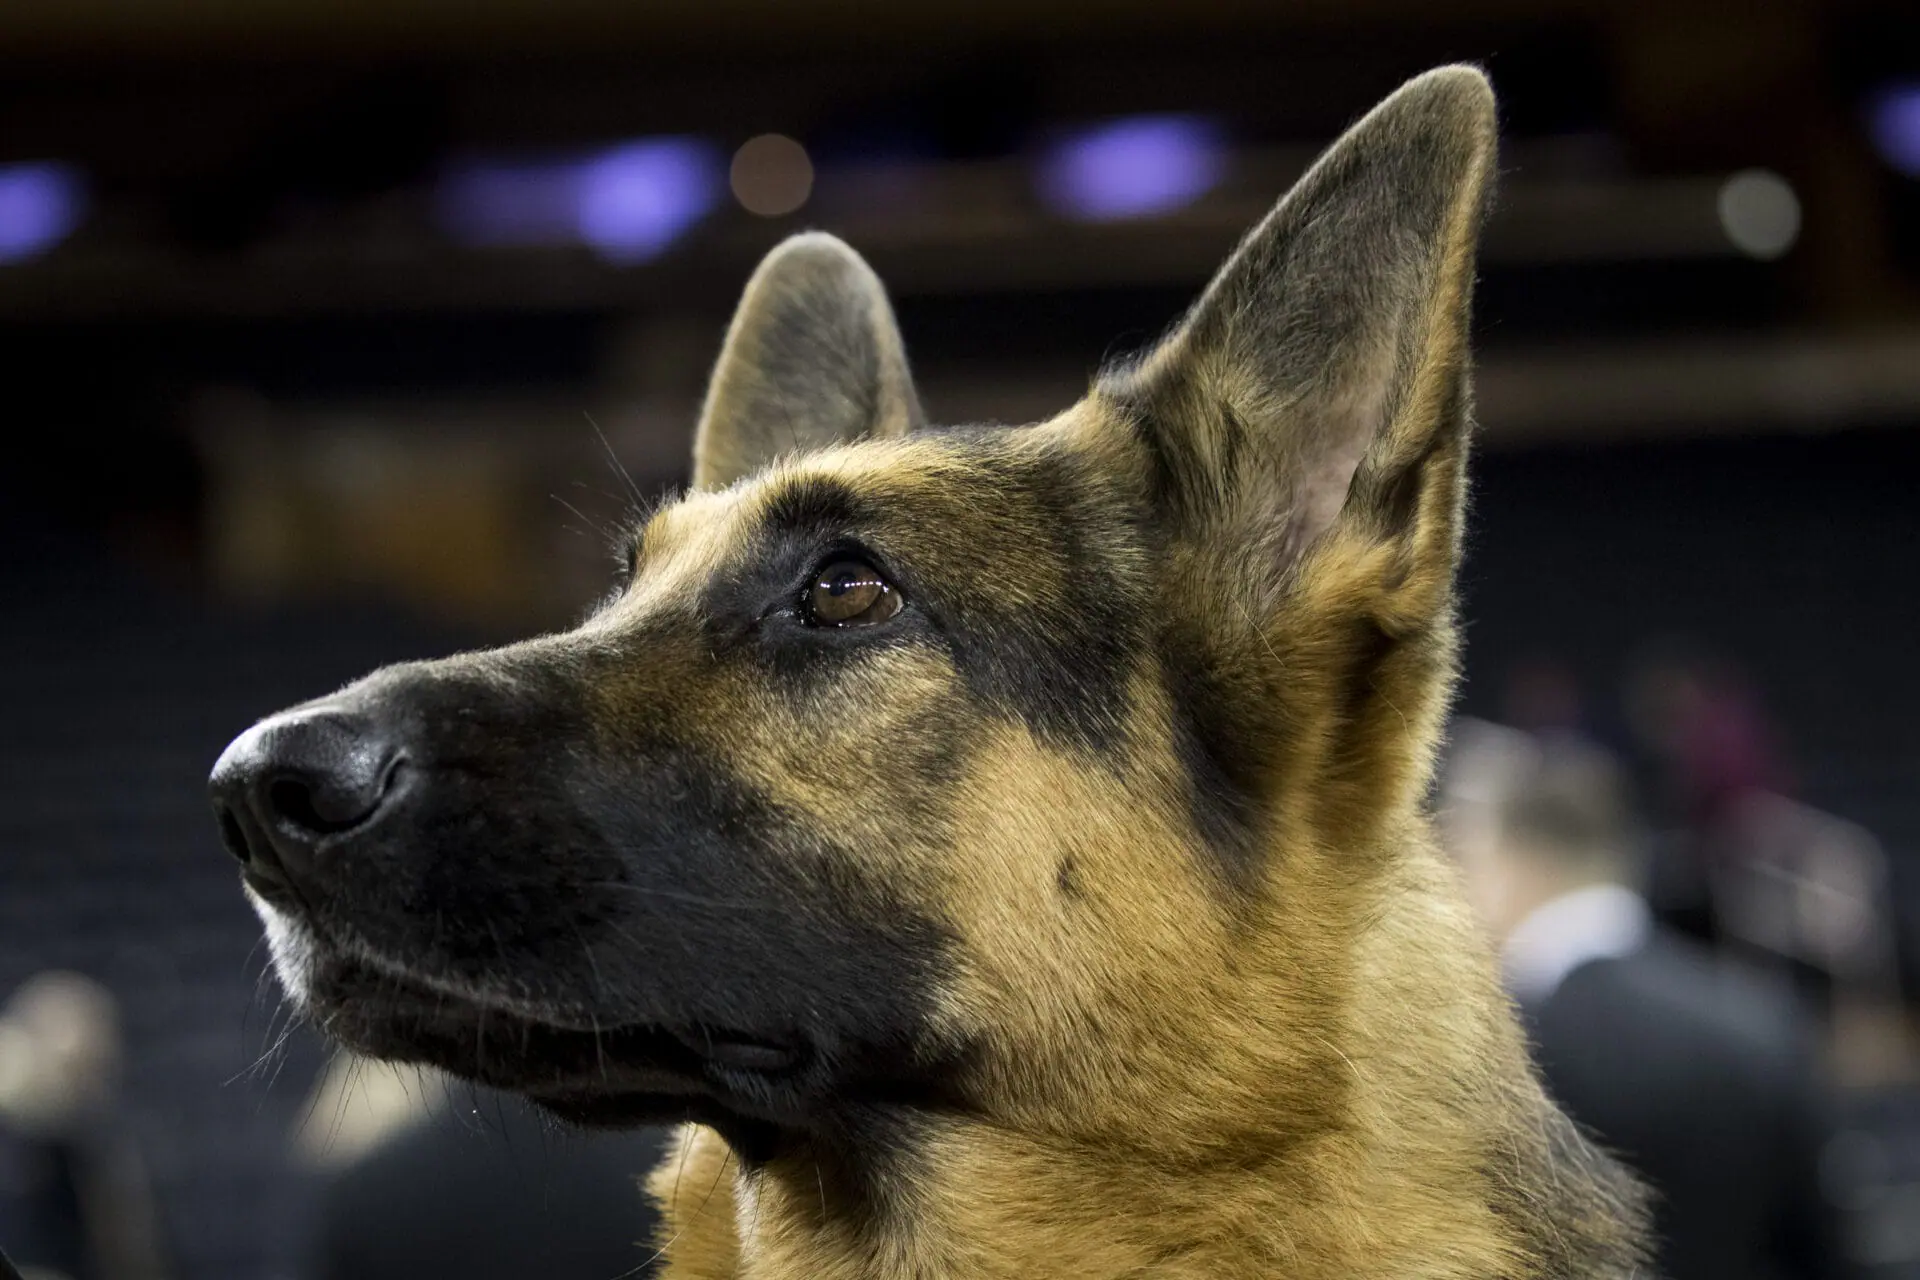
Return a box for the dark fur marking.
[1055,853,1083,901]
[1370,448,1429,547]
[757,473,873,538]
[1104,387,1245,541]
[1110,391,1190,526]
[1359,376,1462,547]
[1158,638,1269,892]
[933,441,1146,758]
[1334,617,1399,744]
[755,1105,960,1241]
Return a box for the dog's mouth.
[306,951,816,1133]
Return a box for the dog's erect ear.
[692,233,922,490]
[1102,66,1496,615]
[1103,67,1497,841]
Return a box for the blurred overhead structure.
[0,0,1916,447]
[0,153,1839,311]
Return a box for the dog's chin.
[249,896,815,1140]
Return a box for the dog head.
[211,67,1496,1163]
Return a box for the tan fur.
[643,67,1648,1280]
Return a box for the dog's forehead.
[638,485,739,562]
[666,432,1030,547]
[597,435,969,621]
[765,432,1004,507]
[606,487,746,616]
[600,423,1119,638]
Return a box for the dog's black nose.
[209,708,400,887]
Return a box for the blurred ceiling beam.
[0,164,1784,321]
[908,332,1920,444]
[1481,331,1920,441]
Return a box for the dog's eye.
[805,559,902,627]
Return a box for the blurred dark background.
[1,1,1918,1277]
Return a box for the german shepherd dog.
[211,67,1649,1278]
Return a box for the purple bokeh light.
[437,137,724,262]
[0,163,85,264]
[1035,116,1226,222]
[1868,84,1920,178]
[577,140,725,261]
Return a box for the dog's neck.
[649,841,1609,1280]
[735,1117,1506,1279]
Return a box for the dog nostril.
[210,709,399,875]
[267,772,375,837]
[215,805,254,865]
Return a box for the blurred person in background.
[1621,643,1799,946]
[1445,719,1853,1280]
[0,973,171,1280]
[1624,642,1796,836]
[293,1053,667,1280]
[1624,644,1902,1020]
[1501,654,1591,739]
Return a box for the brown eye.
[805,559,902,627]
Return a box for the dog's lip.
[305,950,811,1103]
[668,1026,805,1074]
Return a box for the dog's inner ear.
[1102,67,1497,609]
[693,232,923,491]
